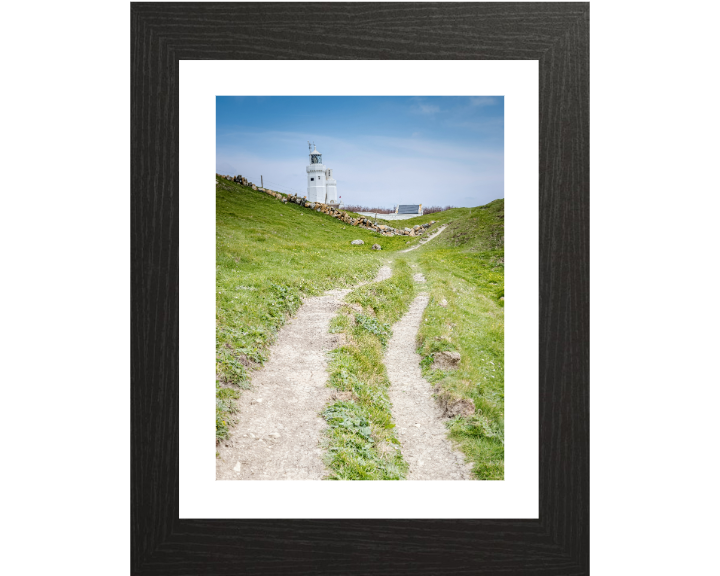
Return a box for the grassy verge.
[322,259,415,479]
[216,179,408,443]
[409,200,505,479]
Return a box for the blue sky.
[216,96,504,208]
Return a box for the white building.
[324,168,337,204]
[306,144,338,204]
[356,205,424,221]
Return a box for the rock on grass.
[431,351,461,369]
[433,386,476,418]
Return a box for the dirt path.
[386,282,473,480]
[216,265,391,480]
[401,224,447,253]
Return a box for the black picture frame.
[131,2,589,574]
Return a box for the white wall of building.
[306,165,326,203]
[325,168,337,203]
[356,212,425,221]
[306,147,338,203]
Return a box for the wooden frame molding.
[131,3,589,574]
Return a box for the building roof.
[397,205,422,214]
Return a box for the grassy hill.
[215,179,411,440]
[216,179,504,479]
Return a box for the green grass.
[216,177,505,480]
[216,382,240,442]
[215,179,409,442]
[322,260,416,479]
[407,200,506,479]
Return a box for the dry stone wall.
[279,192,437,237]
[216,174,437,237]
[217,174,251,186]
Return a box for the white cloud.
[417,103,440,115]
[469,96,498,107]
[407,99,442,115]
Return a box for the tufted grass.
[322,260,415,479]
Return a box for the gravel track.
[400,224,447,253]
[216,266,391,480]
[386,291,473,480]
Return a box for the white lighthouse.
[306,143,338,204]
[324,168,337,203]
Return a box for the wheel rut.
[386,289,473,480]
[216,265,391,480]
[400,224,447,253]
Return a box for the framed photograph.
[132,2,588,573]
